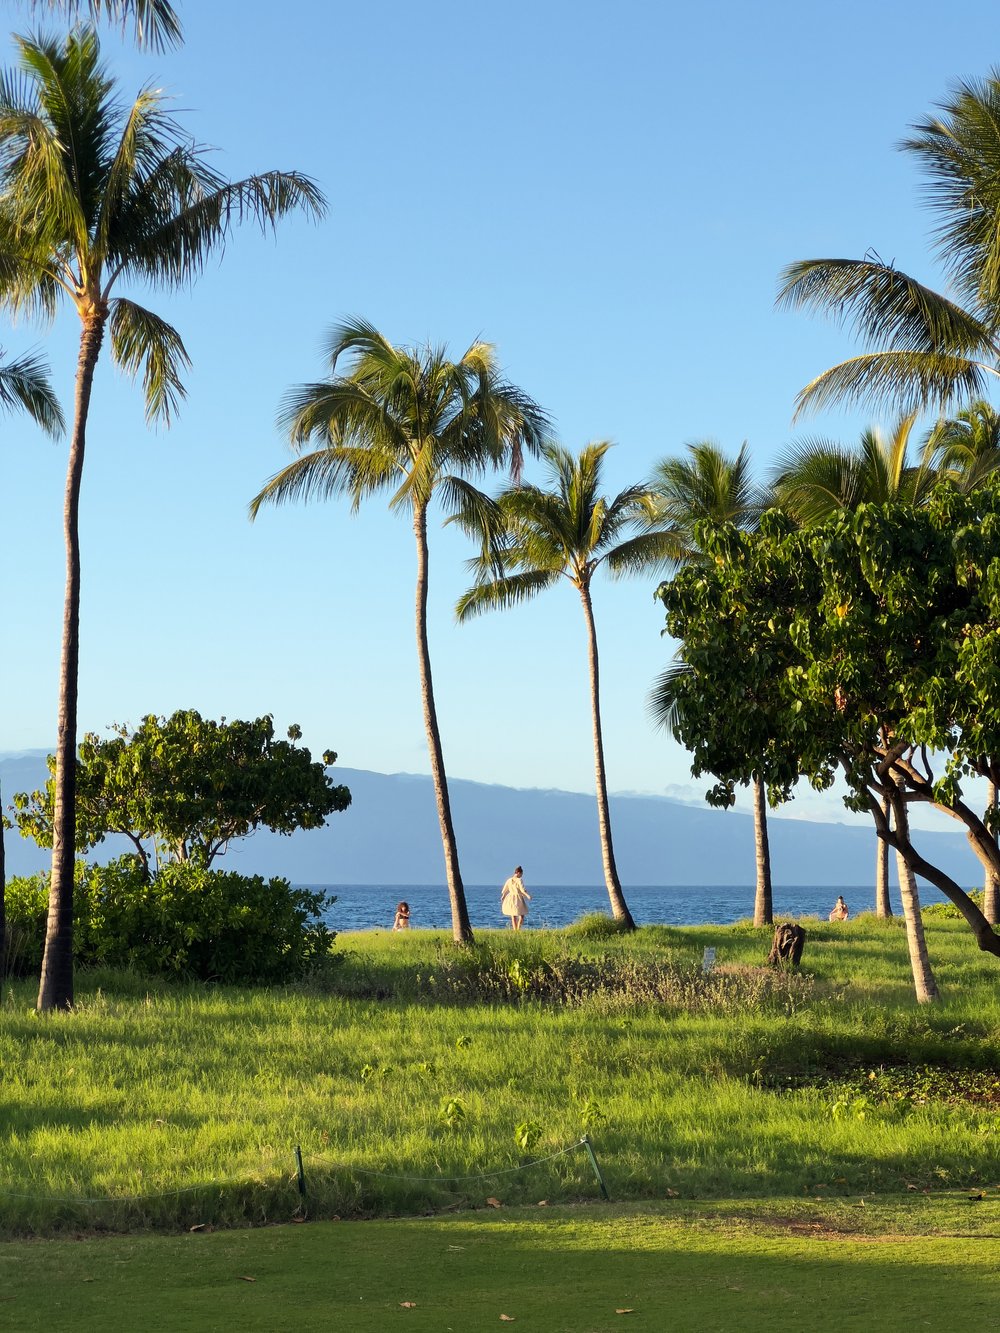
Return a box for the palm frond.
[647,660,695,736]
[792,349,994,418]
[0,346,62,434]
[602,529,686,579]
[108,296,189,423]
[118,169,326,289]
[39,1,183,51]
[249,446,389,519]
[455,567,561,622]
[777,257,994,356]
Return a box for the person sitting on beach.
[828,895,849,922]
[392,901,411,930]
[500,866,531,931]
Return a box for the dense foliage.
[12,711,351,877]
[5,858,335,983]
[657,484,1000,955]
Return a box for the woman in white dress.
[500,866,531,931]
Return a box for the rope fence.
[0,1135,610,1208]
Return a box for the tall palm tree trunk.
[38,314,105,1012]
[751,775,773,926]
[875,791,892,917]
[579,586,635,929]
[413,502,473,945]
[890,779,939,1004]
[984,778,1000,925]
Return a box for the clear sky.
[2,0,998,828]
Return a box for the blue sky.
[2,0,999,827]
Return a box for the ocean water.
[308,882,951,933]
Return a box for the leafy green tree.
[647,441,774,926]
[455,441,677,930]
[0,29,324,1010]
[778,74,1000,417]
[658,489,1000,999]
[0,347,62,979]
[925,400,1000,922]
[250,319,548,945]
[12,712,350,875]
[771,412,937,923]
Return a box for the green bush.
[4,857,335,983]
[922,890,984,919]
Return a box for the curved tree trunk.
[413,501,473,945]
[984,778,1000,925]
[752,775,772,927]
[875,791,892,917]
[579,585,635,929]
[37,313,105,1012]
[890,781,939,1004]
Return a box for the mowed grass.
[3,1200,999,1332]
[1,915,999,1236]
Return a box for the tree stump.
[767,922,806,967]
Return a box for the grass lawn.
[3,1198,998,1332]
[2,915,999,1327]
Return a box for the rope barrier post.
[580,1136,610,1201]
[294,1144,307,1199]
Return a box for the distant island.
[0,751,979,888]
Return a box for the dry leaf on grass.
[400,1301,417,1308]
[616,1310,635,1315]
[500,1317,515,1323]
[238,1276,256,1284]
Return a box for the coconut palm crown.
[777,73,1000,418]
[251,318,550,945]
[770,413,935,526]
[455,440,679,929]
[0,28,324,1010]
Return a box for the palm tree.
[0,348,62,980]
[771,413,935,527]
[0,28,324,1010]
[455,441,678,930]
[925,399,1000,491]
[777,74,1000,418]
[250,319,548,945]
[647,442,774,926]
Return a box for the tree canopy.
[657,484,1000,957]
[12,711,351,876]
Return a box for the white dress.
[501,875,530,917]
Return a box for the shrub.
[563,912,631,938]
[4,857,335,983]
[922,890,984,919]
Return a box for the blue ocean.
[309,882,951,933]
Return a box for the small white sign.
[702,946,716,974]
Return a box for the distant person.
[501,866,531,931]
[392,901,411,931]
[829,895,849,922]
